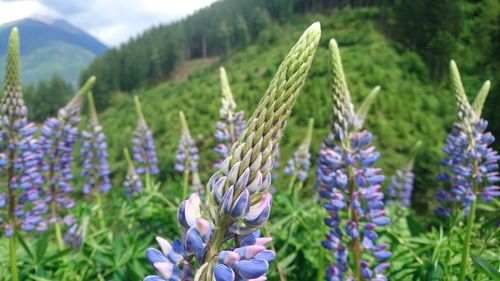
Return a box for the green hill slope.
[98,9,457,211]
[0,41,95,85]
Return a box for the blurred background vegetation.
[73,0,499,216]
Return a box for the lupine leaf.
[471,256,500,280]
[35,233,49,262]
[17,234,34,261]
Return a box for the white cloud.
[0,0,57,24]
[0,0,219,46]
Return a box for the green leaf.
[429,263,444,281]
[471,256,500,280]
[43,248,72,264]
[17,233,34,261]
[406,215,425,236]
[35,233,49,262]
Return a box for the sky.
[0,0,219,46]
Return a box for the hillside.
[97,9,461,212]
[0,17,107,85]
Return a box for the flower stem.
[182,170,190,200]
[347,165,361,280]
[96,193,106,231]
[7,150,19,281]
[458,146,479,281]
[145,172,152,192]
[8,233,18,281]
[54,220,64,251]
[458,191,477,280]
[287,170,298,195]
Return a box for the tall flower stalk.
[175,111,200,199]
[124,148,143,198]
[213,67,245,169]
[316,39,389,281]
[80,92,111,195]
[284,118,314,195]
[0,27,47,281]
[434,61,498,280]
[80,92,110,230]
[387,141,420,208]
[132,95,159,190]
[144,22,321,281]
[39,76,95,250]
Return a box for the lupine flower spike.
[284,118,314,194]
[132,95,159,190]
[433,61,498,281]
[213,67,245,170]
[144,22,321,281]
[316,39,389,281]
[387,141,421,208]
[38,76,95,250]
[80,92,110,230]
[0,27,45,281]
[80,92,111,195]
[124,148,143,198]
[175,111,200,199]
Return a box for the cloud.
[0,0,218,46]
[0,0,57,24]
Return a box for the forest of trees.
[24,74,74,121]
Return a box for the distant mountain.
[0,16,107,85]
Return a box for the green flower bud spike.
[450,60,475,123]
[1,27,26,125]
[471,80,491,117]
[328,39,357,140]
[356,85,381,126]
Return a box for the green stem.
[145,172,152,192]
[293,181,303,206]
[9,233,18,281]
[7,150,19,281]
[347,165,361,280]
[54,220,64,251]
[96,193,106,231]
[287,170,298,195]
[458,136,479,281]
[182,170,190,200]
[458,196,477,281]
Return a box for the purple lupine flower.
[387,161,415,207]
[144,22,321,281]
[284,118,314,183]
[174,111,199,173]
[317,39,389,280]
[38,77,95,240]
[434,62,498,217]
[62,214,84,249]
[0,28,47,236]
[80,93,111,194]
[132,96,159,176]
[124,148,143,197]
[213,67,245,170]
